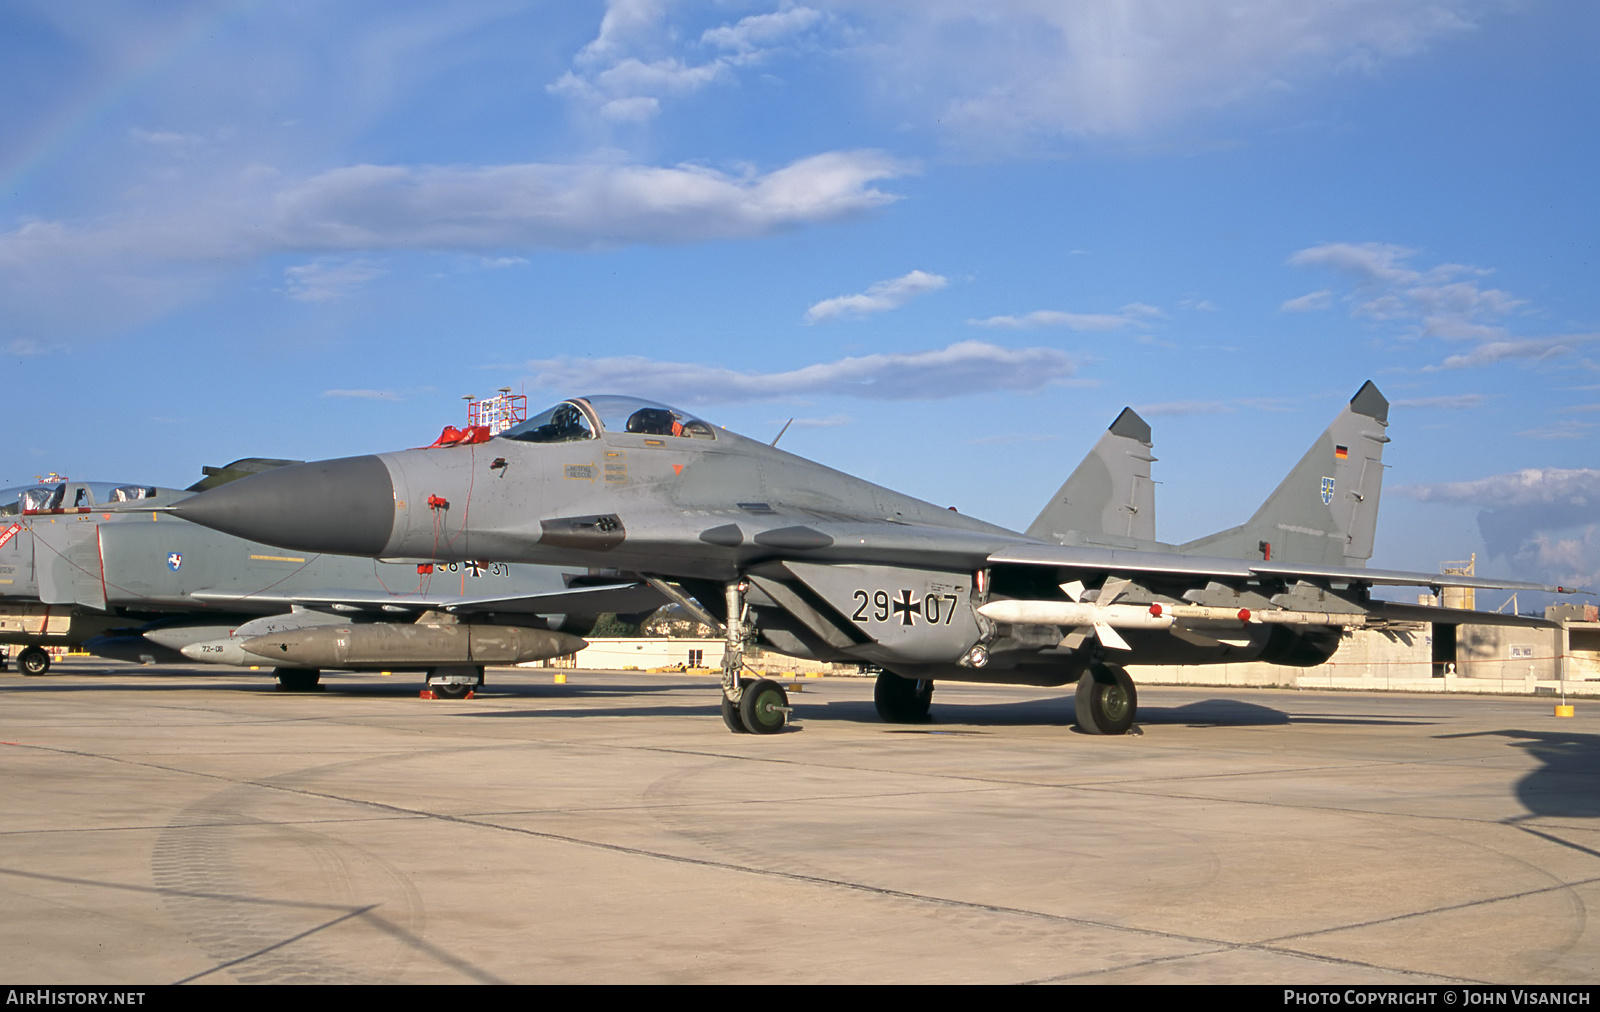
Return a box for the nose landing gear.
[718,580,790,734]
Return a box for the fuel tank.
[239,622,586,669]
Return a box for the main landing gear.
[874,671,933,723]
[18,645,51,676]
[1075,663,1137,735]
[274,667,321,692]
[426,665,484,700]
[718,580,790,734]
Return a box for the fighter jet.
[172,384,1572,733]
[2,466,655,695]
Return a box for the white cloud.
[554,2,827,122]
[1286,241,1590,373]
[1288,241,1419,284]
[704,7,827,53]
[0,151,908,335]
[1280,289,1332,312]
[1517,421,1595,441]
[842,0,1493,144]
[805,269,946,322]
[1404,468,1600,511]
[554,2,1495,143]
[273,152,906,251]
[970,303,1163,331]
[1399,468,1600,587]
[283,259,386,302]
[521,340,1076,404]
[1289,242,1523,340]
[1421,337,1583,372]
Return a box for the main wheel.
[738,678,788,734]
[874,671,933,723]
[1075,664,1137,735]
[19,646,52,676]
[275,667,321,692]
[432,683,472,700]
[720,691,750,733]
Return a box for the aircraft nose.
[172,455,396,556]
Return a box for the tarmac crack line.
[1260,873,1600,947]
[11,717,1592,982]
[0,865,361,911]
[1021,943,1476,986]
[120,770,1565,980]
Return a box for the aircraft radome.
[172,384,1575,733]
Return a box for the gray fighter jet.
[172,384,1573,732]
[2,466,654,694]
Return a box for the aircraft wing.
[986,543,1568,594]
[1365,600,1559,629]
[188,580,665,615]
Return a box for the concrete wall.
[533,621,1600,697]
[527,638,853,676]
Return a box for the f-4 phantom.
[173,384,1571,733]
[2,463,655,694]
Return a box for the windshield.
[0,482,158,515]
[501,396,716,442]
[501,401,596,444]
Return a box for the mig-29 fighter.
[172,385,1572,732]
[2,465,655,695]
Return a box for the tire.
[19,646,51,676]
[873,671,933,723]
[425,665,482,699]
[738,678,788,734]
[721,692,750,733]
[275,667,321,692]
[1075,664,1137,735]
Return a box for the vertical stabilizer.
[1027,408,1157,547]
[1180,381,1389,566]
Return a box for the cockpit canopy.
[501,396,716,444]
[0,482,157,516]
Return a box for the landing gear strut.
[1075,663,1137,735]
[718,580,788,734]
[874,671,933,723]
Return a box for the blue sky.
[3,1,1597,596]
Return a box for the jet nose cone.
[173,455,395,556]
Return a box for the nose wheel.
[717,580,791,734]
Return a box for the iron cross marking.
[892,589,921,627]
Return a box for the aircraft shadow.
[806,696,1297,730]
[0,668,697,700]
[1437,728,1600,819]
